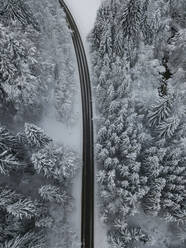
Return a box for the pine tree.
[0,126,22,152]
[35,215,54,229]
[90,0,186,246]
[23,123,52,149]
[119,0,141,42]
[6,199,38,220]
[2,231,46,248]
[0,151,20,175]
[148,97,174,128]
[0,13,46,122]
[0,0,80,246]
[108,226,149,248]
[0,0,39,30]
[31,143,78,181]
[142,178,166,216]
[117,0,142,62]
[0,188,21,208]
[39,185,67,204]
[0,23,18,84]
[54,57,76,123]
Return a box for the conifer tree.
[0,151,20,175]
[6,199,38,220]
[89,0,186,246]
[0,0,39,30]
[31,143,78,181]
[39,185,67,204]
[0,0,79,246]
[23,123,52,149]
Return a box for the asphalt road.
[58,1,94,248]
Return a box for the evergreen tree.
[31,143,78,181]
[23,123,52,149]
[0,0,80,246]
[108,226,149,248]
[0,0,39,30]
[89,0,186,246]
[0,151,20,175]
[2,231,46,248]
[6,199,38,220]
[0,12,48,123]
[39,185,67,204]
[0,188,21,208]
[118,0,142,49]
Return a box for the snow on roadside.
[66,0,103,41]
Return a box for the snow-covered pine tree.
[0,126,26,174]
[35,215,54,229]
[23,123,52,149]
[54,56,76,124]
[39,185,67,205]
[89,0,149,244]
[140,140,186,223]
[0,187,21,208]
[0,1,80,246]
[6,199,38,220]
[140,0,186,224]
[27,0,77,125]
[0,185,50,245]
[31,143,78,181]
[0,126,22,152]
[0,123,78,246]
[2,231,46,248]
[0,186,40,223]
[90,12,149,239]
[0,9,49,123]
[118,0,142,48]
[108,225,149,248]
[142,178,166,216]
[0,151,20,175]
[0,0,39,30]
[89,0,186,246]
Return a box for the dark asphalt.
[58,1,94,248]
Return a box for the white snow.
[66,0,103,41]
[95,203,109,248]
[41,79,83,243]
[40,90,82,153]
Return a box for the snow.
[66,0,103,41]
[128,212,181,248]
[40,89,82,153]
[95,202,109,248]
[41,78,83,243]
[39,25,83,242]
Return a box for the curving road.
[58,1,94,248]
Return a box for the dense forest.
[0,0,80,247]
[89,0,186,247]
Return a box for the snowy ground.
[66,0,102,41]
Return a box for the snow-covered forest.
[89,0,186,247]
[0,0,81,247]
